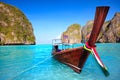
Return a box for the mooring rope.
[11,53,56,80]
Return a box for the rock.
[99,12,120,43]
[81,20,110,42]
[81,21,93,42]
[0,2,35,45]
[61,24,82,44]
[81,12,120,43]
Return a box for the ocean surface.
[0,43,120,80]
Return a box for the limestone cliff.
[81,12,120,43]
[81,21,93,42]
[98,12,120,42]
[0,2,35,45]
[61,24,82,44]
[81,20,110,42]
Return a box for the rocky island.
[0,2,35,45]
[61,24,82,43]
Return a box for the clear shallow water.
[0,43,120,80]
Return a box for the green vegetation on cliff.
[0,2,35,45]
[61,24,82,43]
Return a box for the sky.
[0,0,120,44]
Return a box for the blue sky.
[1,0,120,44]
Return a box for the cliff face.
[99,12,120,43]
[81,21,93,42]
[61,24,82,44]
[82,12,120,43]
[81,20,110,42]
[0,2,35,45]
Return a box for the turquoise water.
[0,43,120,80]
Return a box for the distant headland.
[0,2,35,45]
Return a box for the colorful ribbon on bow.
[83,42,109,76]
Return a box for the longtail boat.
[52,6,110,76]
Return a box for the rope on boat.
[12,53,57,80]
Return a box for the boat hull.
[52,47,90,73]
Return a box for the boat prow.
[52,6,110,76]
[52,40,90,73]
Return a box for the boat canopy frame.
[52,39,76,51]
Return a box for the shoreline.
[0,42,119,46]
[0,43,35,46]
